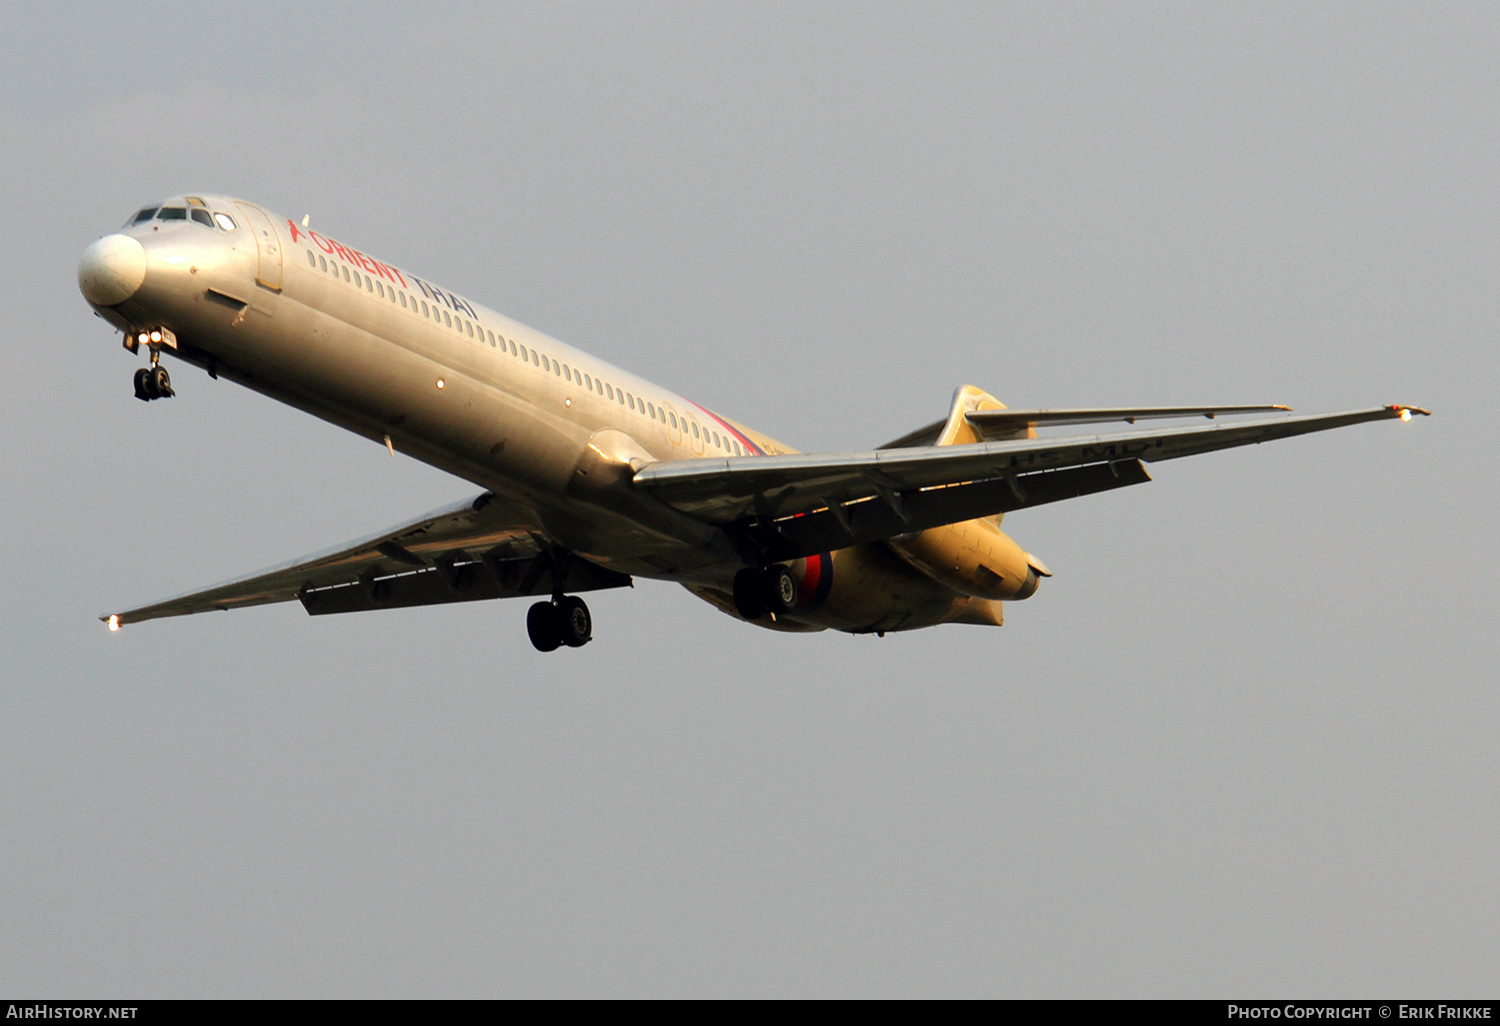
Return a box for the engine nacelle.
[887,517,1043,601]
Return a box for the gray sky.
[2,2,1494,997]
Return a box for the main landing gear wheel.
[764,565,797,614]
[527,601,562,652]
[733,568,768,620]
[133,365,174,402]
[732,565,799,620]
[527,596,593,652]
[557,596,592,648]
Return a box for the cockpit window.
[213,212,236,231]
[158,207,187,220]
[130,208,158,225]
[190,209,214,228]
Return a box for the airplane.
[78,193,1428,651]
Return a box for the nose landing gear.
[128,328,176,402]
[133,364,174,401]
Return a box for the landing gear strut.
[132,347,174,402]
[527,595,592,652]
[732,565,798,621]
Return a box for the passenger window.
[531,351,539,366]
[319,255,328,272]
[365,276,373,292]
[212,212,236,231]
[389,288,396,303]
[191,209,215,228]
[691,423,700,439]
[376,281,384,297]
[669,412,677,428]
[342,266,351,282]
[553,361,561,376]
[398,292,405,308]
[441,311,450,326]
[605,384,613,400]
[306,250,316,267]
[509,340,517,356]
[562,364,570,379]
[158,207,187,220]
[466,322,473,337]
[647,402,656,418]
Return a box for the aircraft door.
[663,402,684,447]
[234,202,283,291]
[684,411,705,455]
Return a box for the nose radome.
[78,234,146,306]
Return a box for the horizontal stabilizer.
[879,404,1292,449]
[965,405,1290,438]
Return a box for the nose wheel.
[527,595,592,652]
[133,365,174,402]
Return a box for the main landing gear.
[527,595,592,652]
[732,565,798,621]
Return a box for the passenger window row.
[300,244,747,455]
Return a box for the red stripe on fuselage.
[690,403,764,456]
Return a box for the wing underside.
[106,404,1426,627]
[635,405,1428,561]
[104,493,630,627]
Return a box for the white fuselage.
[82,194,1004,634]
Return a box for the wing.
[635,405,1429,561]
[104,493,630,628]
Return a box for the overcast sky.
[1,2,1495,998]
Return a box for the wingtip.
[103,613,121,632]
[1388,404,1432,420]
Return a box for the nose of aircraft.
[78,234,147,306]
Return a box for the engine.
[886,517,1043,602]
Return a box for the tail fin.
[878,384,1032,450]
[934,384,1034,445]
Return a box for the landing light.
[149,330,161,343]
[1400,409,1412,422]
[107,615,120,632]
[436,378,445,390]
[137,332,148,346]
